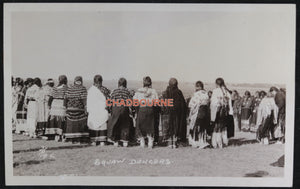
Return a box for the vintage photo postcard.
[4,3,295,187]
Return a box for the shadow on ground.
[228,138,258,146]
[270,155,284,167]
[244,170,269,177]
[13,138,40,142]
[13,144,91,154]
[13,159,55,168]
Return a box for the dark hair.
[259,90,267,98]
[280,88,286,94]
[143,76,152,87]
[74,76,83,85]
[269,86,279,93]
[58,75,68,86]
[94,75,103,86]
[47,78,55,87]
[118,77,127,88]
[244,91,251,96]
[208,90,213,95]
[18,79,24,87]
[11,77,14,86]
[215,77,231,93]
[26,78,33,84]
[33,77,42,88]
[49,83,54,87]
[168,78,178,88]
[15,77,21,84]
[195,81,204,90]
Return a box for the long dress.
[210,87,233,148]
[15,86,28,133]
[256,97,278,141]
[107,86,134,143]
[249,97,261,132]
[226,99,235,138]
[64,84,89,140]
[46,84,68,136]
[187,90,210,148]
[160,86,187,146]
[35,87,50,136]
[87,85,109,142]
[24,84,40,137]
[274,91,285,140]
[232,96,242,132]
[241,97,253,131]
[133,87,158,138]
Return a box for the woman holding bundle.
[46,75,68,141]
[187,81,210,149]
[64,76,89,142]
[133,76,158,148]
[87,75,109,146]
[210,78,233,148]
[160,78,187,148]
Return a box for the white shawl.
[210,87,233,122]
[188,90,209,130]
[87,85,108,130]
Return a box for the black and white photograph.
[3,3,295,187]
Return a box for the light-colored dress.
[24,84,40,137]
[87,85,109,142]
[35,87,50,135]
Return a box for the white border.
[4,3,295,187]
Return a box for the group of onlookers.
[230,88,286,144]
[11,75,286,149]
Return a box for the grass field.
[13,132,284,177]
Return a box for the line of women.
[11,75,286,149]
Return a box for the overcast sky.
[10,5,295,84]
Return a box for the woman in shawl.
[160,78,187,148]
[187,81,210,149]
[133,76,158,148]
[46,75,68,141]
[256,91,278,145]
[210,78,233,148]
[108,77,134,147]
[241,91,253,131]
[87,75,109,146]
[270,87,285,144]
[24,78,43,138]
[63,76,89,142]
[249,91,261,132]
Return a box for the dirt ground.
[13,132,284,177]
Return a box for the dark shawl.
[161,85,187,142]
